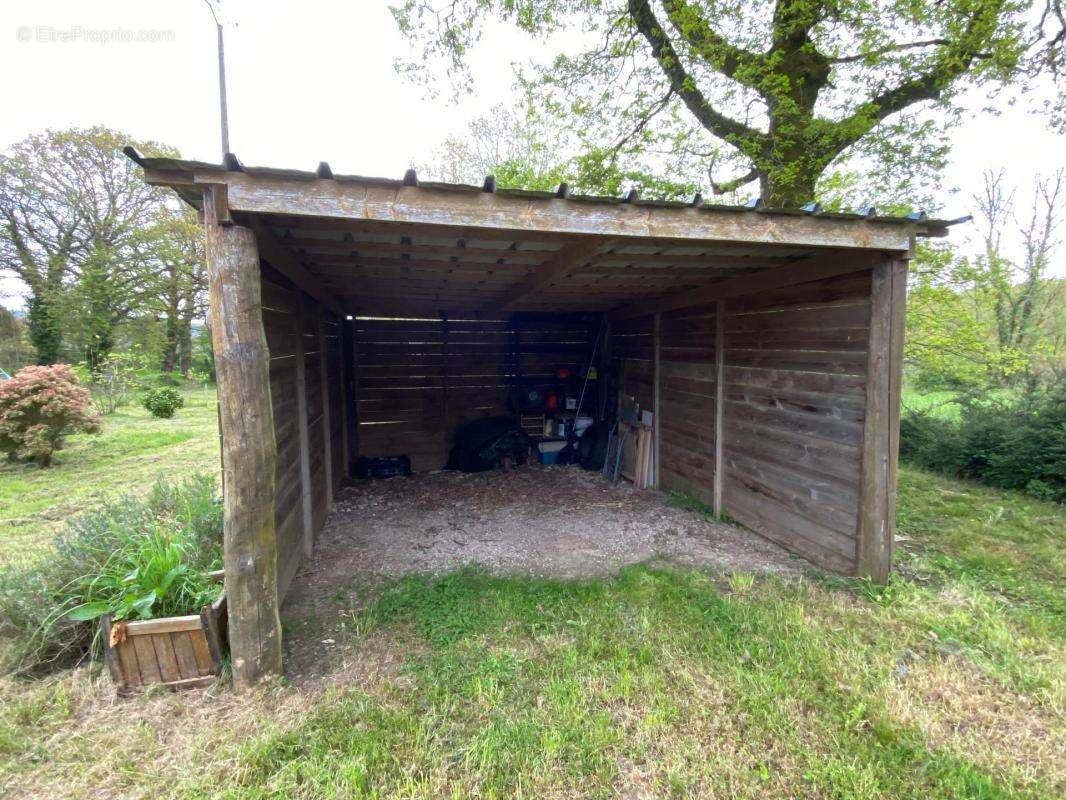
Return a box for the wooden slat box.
[101,593,227,693]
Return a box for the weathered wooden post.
[203,190,283,688]
[857,257,908,583]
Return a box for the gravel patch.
[289,465,804,598]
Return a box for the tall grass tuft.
[0,473,222,675]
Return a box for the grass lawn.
[0,387,219,565]
[0,402,1062,798]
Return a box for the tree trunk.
[26,292,62,365]
[203,219,282,689]
[758,158,821,208]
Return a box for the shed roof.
[129,149,964,318]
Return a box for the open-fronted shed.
[129,148,958,687]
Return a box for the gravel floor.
[289,465,804,597]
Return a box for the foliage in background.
[0,128,208,377]
[900,387,1066,501]
[142,387,185,419]
[0,474,221,675]
[0,365,99,468]
[138,208,208,376]
[0,308,32,374]
[0,128,177,368]
[80,350,148,416]
[395,0,1058,208]
[906,170,1064,391]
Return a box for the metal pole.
[216,22,229,155]
[202,1,229,157]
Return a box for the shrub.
[0,474,222,674]
[89,350,146,415]
[142,386,185,418]
[0,364,100,467]
[900,389,1066,502]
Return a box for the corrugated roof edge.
[123,147,970,234]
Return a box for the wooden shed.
[128,149,957,687]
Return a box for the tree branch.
[830,7,999,152]
[831,39,950,64]
[627,0,763,148]
[709,166,759,195]
[660,0,763,86]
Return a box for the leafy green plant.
[0,474,221,674]
[142,386,184,419]
[67,528,216,624]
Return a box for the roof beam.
[249,220,344,316]
[492,237,613,312]
[609,250,886,320]
[143,167,917,251]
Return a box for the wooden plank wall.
[659,304,718,506]
[612,314,654,410]
[720,269,871,574]
[353,315,596,471]
[259,263,344,602]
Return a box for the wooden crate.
[101,592,227,693]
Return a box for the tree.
[0,127,176,367]
[905,171,1064,391]
[394,1,1042,206]
[137,208,207,376]
[0,307,33,373]
[975,168,1064,386]
[419,109,569,187]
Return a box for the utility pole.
[202,0,229,156]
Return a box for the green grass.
[0,466,1061,798]
[0,387,219,565]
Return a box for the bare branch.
[831,39,950,64]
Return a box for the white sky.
[2,0,1064,307]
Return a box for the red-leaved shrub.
[0,365,100,467]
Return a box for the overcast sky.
[2,0,1064,307]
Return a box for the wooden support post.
[293,293,313,555]
[599,320,612,421]
[346,318,360,467]
[441,314,450,439]
[337,316,351,479]
[318,313,334,506]
[857,258,908,583]
[203,219,282,688]
[652,312,661,490]
[713,299,726,517]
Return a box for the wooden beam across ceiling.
[272,236,545,262]
[609,250,887,320]
[491,237,614,312]
[249,220,344,317]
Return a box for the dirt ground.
[289,465,803,597]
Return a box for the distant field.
[901,386,1019,421]
[0,386,219,565]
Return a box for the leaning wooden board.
[102,592,227,693]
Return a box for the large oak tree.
[0,127,175,366]
[394,1,1058,207]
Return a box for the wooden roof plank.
[143,167,921,251]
